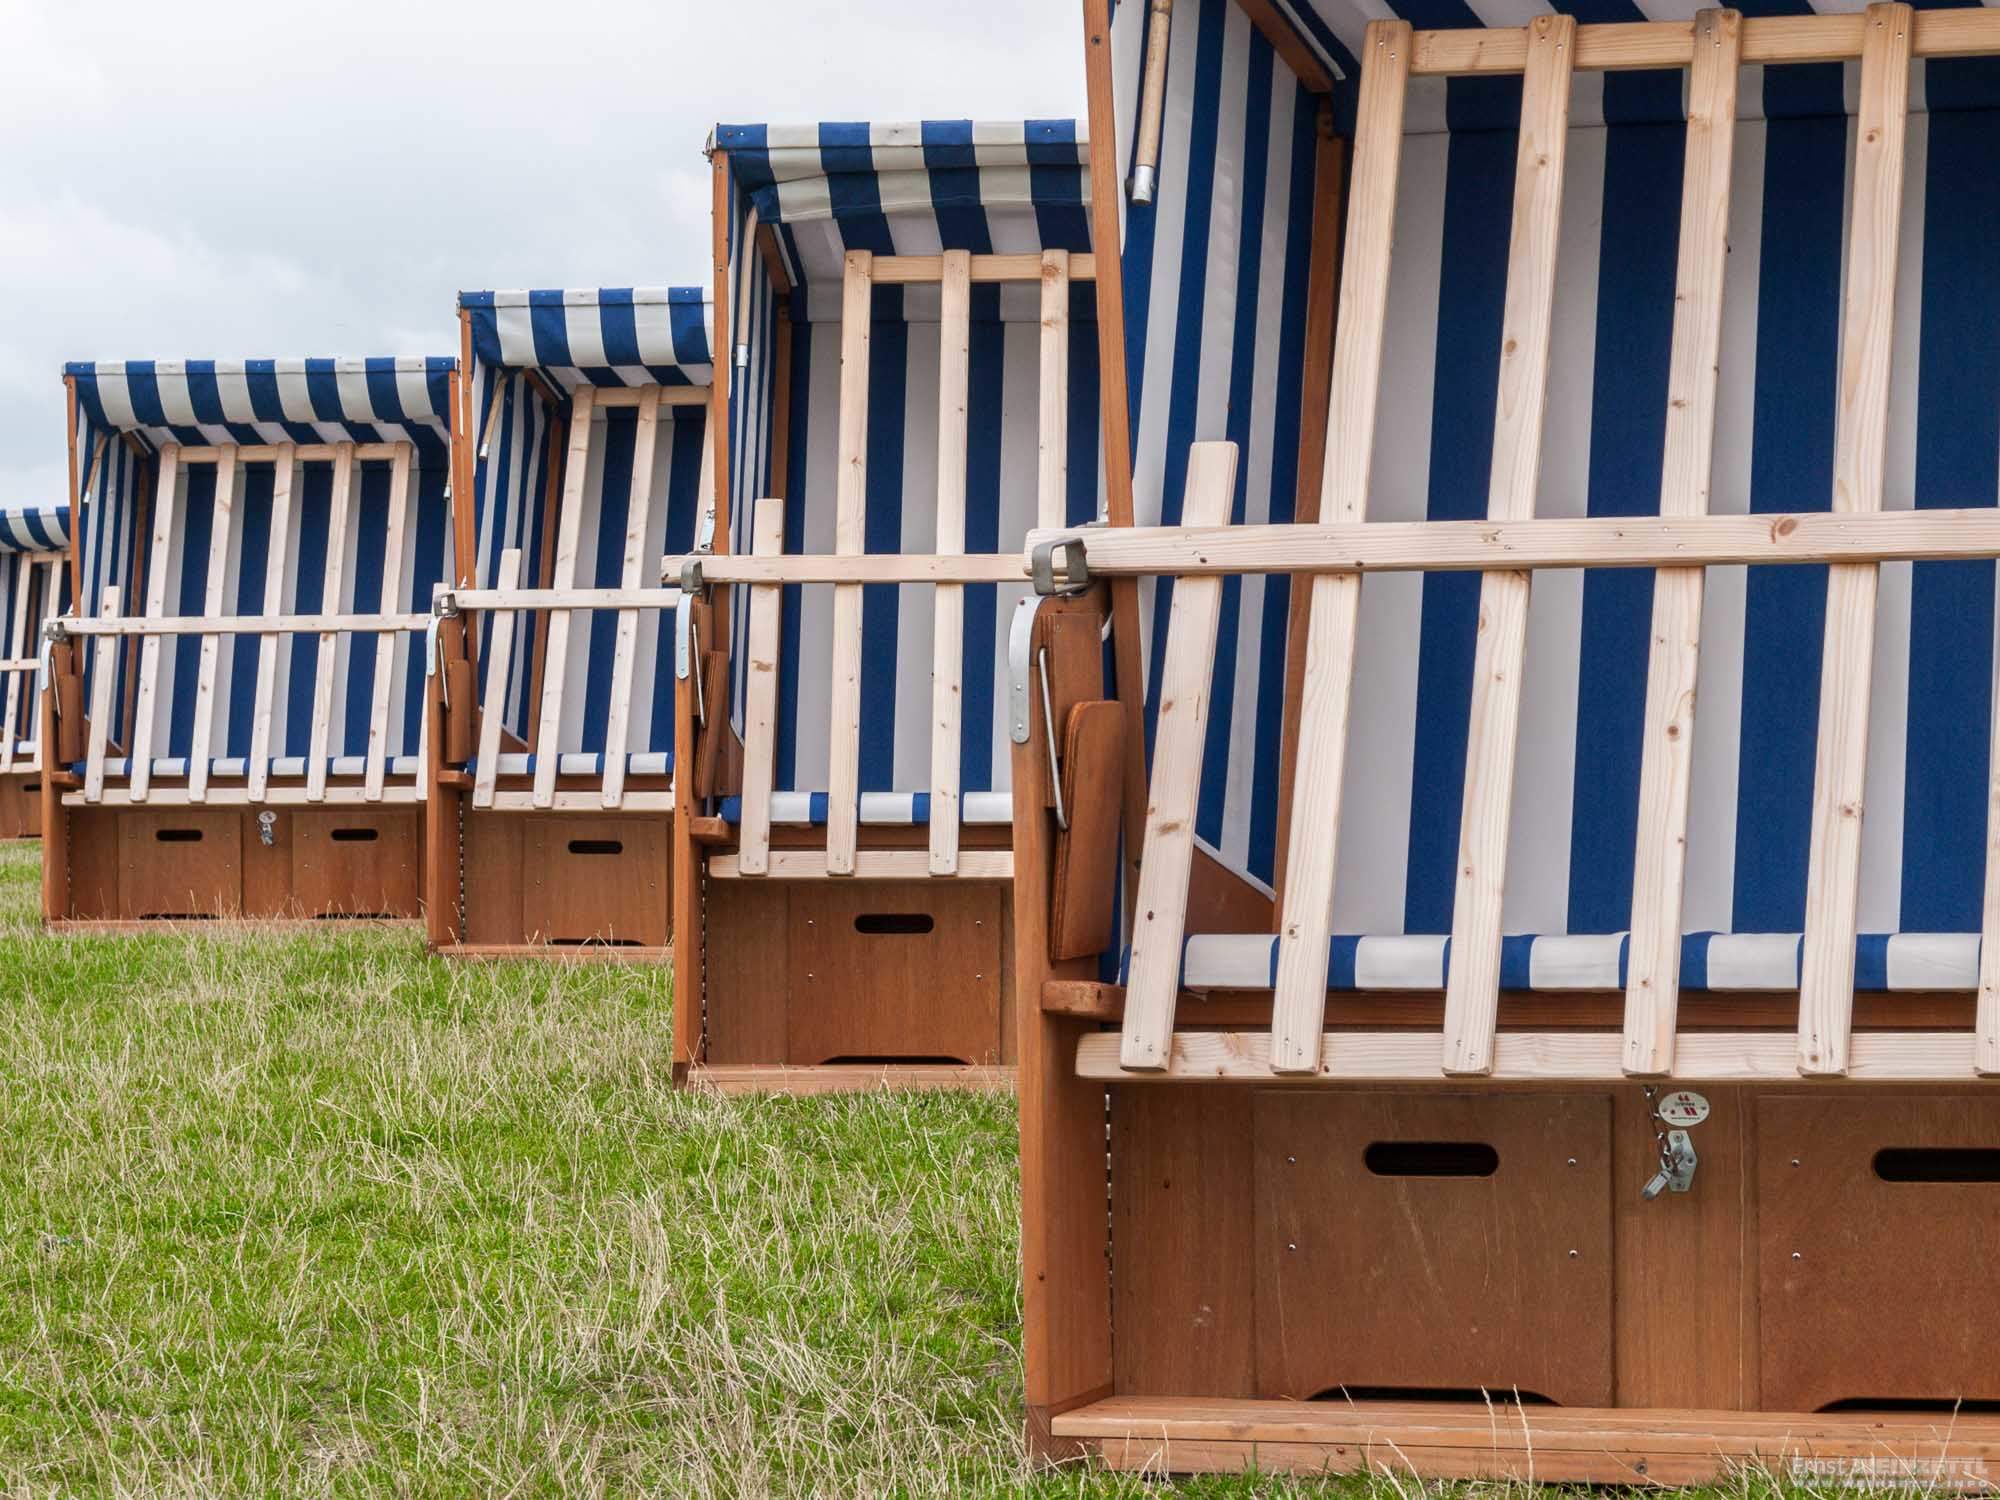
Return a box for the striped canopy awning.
[0,505,70,554]
[67,358,454,466]
[712,121,1093,307]
[461,288,714,394]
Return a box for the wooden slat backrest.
[1118,441,1240,1069]
[83,587,121,804]
[127,444,181,802]
[0,553,34,774]
[1622,8,1744,1075]
[1037,250,1070,533]
[362,442,414,801]
[532,385,598,809]
[1438,13,1576,1077]
[930,250,973,877]
[825,250,874,876]
[598,386,663,809]
[1797,2,1913,1077]
[305,442,357,804]
[735,499,787,876]
[1270,18,1412,1074]
[470,547,526,810]
[247,444,298,801]
[186,447,239,802]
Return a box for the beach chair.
[426,289,713,957]
[45,358,454,924]
[674,123,1107,1090]
[0,505,71,838]
[1016,0,2000,1481]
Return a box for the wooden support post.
[826,250,873,876]
[600,386,663,809]
[471,548,525,809]
[533,385,597,808]
[247,444,297,801]
[1623,8,1743,1076]
[83,588,120,805]
[1440,13,1575,1077]
[1270,21,1410,1075]
[127,446,181,802]
[1119,441,1240,1070]
[931,249,972,877]
[1982,682,2000,1074]
[1798,3,1913,1077]
[1037,249,1071,533]
[736,499,787,876]
[363,442,413,801]
[306,442,357,803]
[186,446,240,802]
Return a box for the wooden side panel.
[460,810,526,946]
[1111,1087,1258,1398]
[1253,1091,1614,1405]
[1050,702,1125,962]
[702,878,792,1065]
[522,816,670,947]
[1758,1093,2000,1411]
[62,807,121,919]
[291,811,422,918]
[786,880,1004,1065]
[118,810,242,918]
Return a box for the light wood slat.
[869,252,1098,285]
[1440,13,1575,1078]
[83,588,122,804]
[1119,441,1241,1070]
[826,251,873,876]
[589,384,710,409]
[470,548,526,810]
[1078,1029,1990,1084]
[1799,3,1913,1078]
[185,448,240,802]
[1270,19,1412,1074]
[931,250,972,877]
[712,850,1014,881]
[69,612,428,637]
[127,444,182,803]
[362,442,413,801]
[735,499,788,876]
[481,789,675,813]
[305,443,357,804]
[1984,680,2000,1074]
[451,587,686,611]
[73,785,424,809]
[0,538,33,772]
[599,387,663,809]
[669,553,1026,585]
[533,385,598,809]
[1622,8,1743,1077]
[1037,250,1070,532]
[174,442,406,464]
[247,444,298,801]
[1024,509,2000,575]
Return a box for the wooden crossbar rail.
[63,613,430,636]
[869,252,1098,284]
[1088,4,1997,1087]
[589,384,710,410]
[1407,5,2000,75]
[449,587,686,612]
[668,554,1027,585]
[1027,511,2000,575]
[173,442,408,465]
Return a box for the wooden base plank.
[685,1063,1016,1095]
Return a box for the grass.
[0,843,1932,1497]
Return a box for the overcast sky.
[0,0,1086,503]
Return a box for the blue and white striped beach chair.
[0,504,71,837]
[49,358,454,920]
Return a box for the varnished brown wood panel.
[1252,1091,1614,1406]
[523,816,669,946]
[118,810,241,918]
[786,880,1003,1065]
[461,810,524,945]
[1758,1094,2000,1412]
[1112,1087,1258,1398]
[292,811,422,918]
[0,776,39,839]
[239,809,292,916]
[64,807,121,919]
[703,877,790,1064]
[1051,702,1124,961]
[1614,1083,1749,1410]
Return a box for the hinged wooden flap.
[443,657,475,765]
[1051,700,1125,961]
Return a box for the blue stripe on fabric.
[961,289,1006,795]
[597,289,643,367]
[822,124,896,255]
[1249,82,1321,886]
[403,464,452,755]
[1901,101,2000,931]
[1065,302,1102,527]
[648,407,709,753]
[167,463,218,755]
[1566,105,1683,932]
[581,410,638,755]
[1027,118,1092,250]
[124,363,170,431]
[284,461,335,756]
[340,460,391,756]
[669,287,710,366]
[1499,935,1535,991]
[777,318,812,790]
[859,311,908,791]
[184,362,227,428]
[1732,107,1845,931]
[923,119,995,253]
[223,464,277,757]
[1197,24,1275,852]
[1142,0,1229,769]
[1854,933,1890,992]
[529,289,576,371]
[364,358,408,425]
[1403,124,1513,935]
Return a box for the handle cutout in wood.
[853,912,937,936]
[1362,1141,1500,1178]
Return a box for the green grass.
[0,843,1900,1497]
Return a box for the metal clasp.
[1030,534,1092,596]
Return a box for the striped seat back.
[0,507,71,766]
[1120,0,2000,939]
[461,290,713,760]
[65,360,454,771]
[717,122,1099,802]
